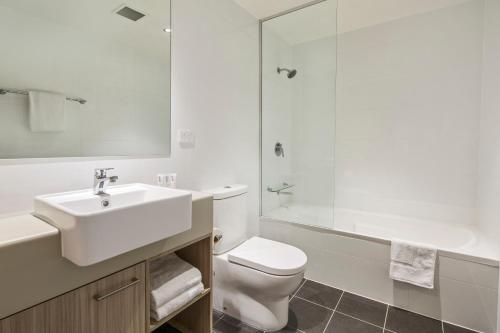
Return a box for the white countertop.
[0,214,58,249]
[0,190,212,250]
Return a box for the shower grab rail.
[267,183,295,195]
[0,88,87,105]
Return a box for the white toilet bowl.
[204,185,307,331]
[213,237,307,331]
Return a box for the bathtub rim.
[260,216,500,268]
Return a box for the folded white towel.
[150,253,202,309]
[29,91,66,132]
[389,239,437,289]
[151,282,204,321]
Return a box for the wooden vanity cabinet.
[0,263,146,333]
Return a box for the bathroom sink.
[34,184,192,266]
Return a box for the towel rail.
[0,88,87,105]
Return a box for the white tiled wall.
[477,1,500,330]
[0,0,261,236]
[478,0,500,244]
[263,1,485,226]
[262,12,337,214]
[261,27,294,214]
[291,36,336,207]
[261,220,499,333]
[335,0,484,225]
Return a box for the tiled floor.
[213,279,480,333]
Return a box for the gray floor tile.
[336,292,387,327]
[385,307,442,333]
[295,280,343,309]
[269,325,304,332]
[287,297,333,333]
[325,312,383,333]
[213,309,224,324]
[443,322,479,333]
[214,314,263,333]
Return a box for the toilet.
[205,185,307,332]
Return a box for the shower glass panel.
[260,0,337,228]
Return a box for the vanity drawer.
[0,262,146,333]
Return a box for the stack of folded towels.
[150,253,204,321]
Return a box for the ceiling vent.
[115,5,146,21]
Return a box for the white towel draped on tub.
[151,282,204,321]
[390,239,437,289]
[150,253,203,309]
[29,91,66,132]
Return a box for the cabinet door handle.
[94,278,140,301]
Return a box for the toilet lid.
[228,237,307,276]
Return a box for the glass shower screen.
[260,0,337,228]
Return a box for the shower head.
[277,67,298,79]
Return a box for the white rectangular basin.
[34,184,192,266]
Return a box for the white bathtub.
[264,204,499,264]
[261,204,500,332]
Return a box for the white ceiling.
[263,0,337,45]
[338,0,475,33]
[233,0,316,20]
[236,0,477,44]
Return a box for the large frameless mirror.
[0,0,171,158]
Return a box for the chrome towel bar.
[0,88,87,105]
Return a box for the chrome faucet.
[94,168,118,195]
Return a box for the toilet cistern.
[93,168,118,196]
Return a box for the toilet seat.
[227,237,307,276]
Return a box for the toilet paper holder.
[214,233,223,244]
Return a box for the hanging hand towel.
[29,91,66,132]
[390,239,437,289]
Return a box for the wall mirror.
[0,0,171,158]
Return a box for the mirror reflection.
[0,0,171,158]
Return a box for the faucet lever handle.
[95,168,114,178]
